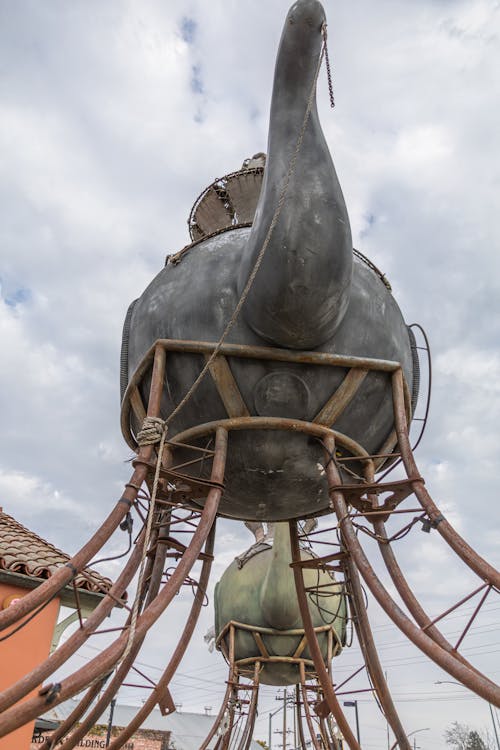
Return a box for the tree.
[444,722,492,750]
[465,731,488,750]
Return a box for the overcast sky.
[1,1,499,748]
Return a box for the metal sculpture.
[0,1,498,748]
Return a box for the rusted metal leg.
[323,441,500,707]
[51,513,179,749]
[299,665,322,750]
[236,662,260,750]
[0,344,167,634]
[200,625,237,750]
[290,522,361,750]
[0,427,227,738]
[0,524,146,715]
[321,442,410,749]
[295,683,307,750]
[105,521,217,750]
[392,368,500,589]
[339,549,410,749]
[220,670,239,750]
[371,513,490,676]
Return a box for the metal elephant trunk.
[121,0,418,521]
[213,524,347,686]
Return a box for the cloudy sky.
[1,0,499,748]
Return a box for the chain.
[321,23,335,108]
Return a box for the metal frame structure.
[0,338,498,748]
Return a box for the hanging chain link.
[321,23,335,108]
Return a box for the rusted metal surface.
[49,509,175,748]
[325,458,500,706]
[295,684,308,750]
[0,524,145,715]
[205,353,251,418]
[370,511,484,675]
[104,522,217,750]
[289,522,361,750]
[299,663,323,750]
[0,427,227,738]
[0,344,167,633]
[392,368,500,589]
[121,338,402,450]
[322,439,410,749]
[236,662,260,750]
[314,368,368,425]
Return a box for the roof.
[41,702,263,750]
[0,507,114,607]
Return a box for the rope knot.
[137,416,167,446]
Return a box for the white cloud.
[1,1,499,746]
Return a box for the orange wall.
[0,581,60,750]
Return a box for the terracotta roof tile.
[0,508,112,595]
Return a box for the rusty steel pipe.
[200,657,237,750]
[106,521,217,750]
[295,684,308,750]
[299,664,323,750]
[0,427,227,737]
[42,679,105,749]
[0,525,146,715]
[50,514,173,749]
[392,369,500,589]
[0,344,167,633]
[323,448,409,750]
[371,514,489,676]
[342,562,410,749]
[236,664,260,750]
[326,479,500,706]
[360,452,491,680]
[289,522,361,750]
[121,338,401,450]
[54,635,145,750]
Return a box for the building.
[0,507,116,750]
[32,701,264,750]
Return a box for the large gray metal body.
[124,0,417,521]
[214,524,347,686]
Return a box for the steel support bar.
[342,566,409,749]
[325,462,500,707]
[0,525,145,714]
[373,514,490,676]
[236,663,260,750]
[295,684,308,750]
[325,447,410,750]
[0,344,167,632]
[289,522,361,750]
[0,427,227,738]
[299,664,322,750]
[105,521,217,750]
[392,369,500,589]
[51,510,175,749]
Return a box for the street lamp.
[435,680,500,750]
[343,700,360,745]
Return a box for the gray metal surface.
[124,0,416,521]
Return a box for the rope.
[119,416,168,668]
[162,28,329,432]
[137,416,167,446]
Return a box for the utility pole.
[105,697,116,747]
[282,688,287,750]
[274,689,289,750]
